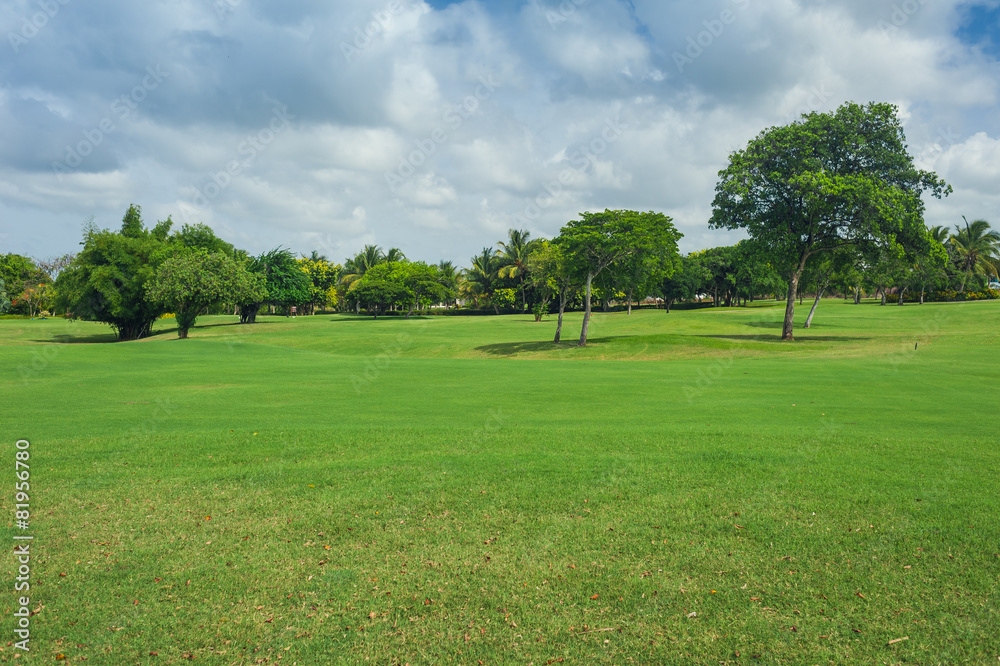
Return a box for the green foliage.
[0,277,9,314]
[465,247,503,312]
[298,257,341,313]
[489,287,517,310]
[710,102,950,338]
[556,209,681,344]
[237,248,312,322]
[54,206,170,340]
[147,251,266,337]
[168,222,236,256]
[949,217,1000,291]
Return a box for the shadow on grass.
[475,335,634,356]
[330,315,433,322]
[695,334,871,342]
[38,329,179,344]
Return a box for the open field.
[1,300,998,663]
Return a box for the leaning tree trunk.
[578,272,595,346]
[879,287,887,306]
[897,287,907,305]
[554,288,568,343]
[804,287,825,328]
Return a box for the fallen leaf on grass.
[687,612,697,618]
[590,594,599,600]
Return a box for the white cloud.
[1,0,998,265]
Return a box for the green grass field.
[1,300,998,664]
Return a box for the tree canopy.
[555,209,681,345]
[709,102,950,339]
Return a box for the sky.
[1,0,998,265]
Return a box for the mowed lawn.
[1,300,998,664]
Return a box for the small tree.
[526,241,579,341]
[555,209,681,346]
[147,251,266,338]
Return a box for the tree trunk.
[578,272,594,346]
[554,288,568,343]
[406,299,416,319]
[782,270,802,341]
[627,288,633,315]
[520,276,527,313]
[897,287,906,305]
[177,328,188,339]
[920,286,925,304]
[804,287,824,328]
[854,287,861,305]
[879,287,886,306]
[665,299,672,313]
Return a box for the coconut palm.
[466,247,502,313]
[497,228,540,312]
[950,217,1000,291]
[384,247,407,263]
[436,260,459,308]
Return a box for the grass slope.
[1,300,998,664]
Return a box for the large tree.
[54,206,171,340]
[555,209,681,346]
[147,251,265,338]
[709,102,950,340]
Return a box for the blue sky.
[1,0,998,264]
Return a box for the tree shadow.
[694,334,872,342]
[329,315,433,322]
[474,335,631,357]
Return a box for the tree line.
[2,102,997,344]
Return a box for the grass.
[1,299,998,664]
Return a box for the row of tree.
[4,102,998,344]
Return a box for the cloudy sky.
[1,0,998,265]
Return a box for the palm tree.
[384,247,407,263]
[950,217,1000,291]
[466,247,501,313]
[497,228,540,312]
[339,245,386,313]
[436,260,459,308]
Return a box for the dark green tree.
[54,207,170,340]
[709,102,950,340]
[236,248,311,323]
